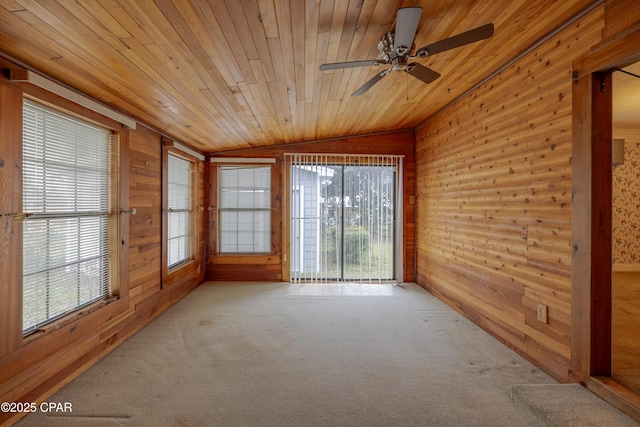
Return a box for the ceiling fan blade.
[415,23,494,58]
[352,70,389,96]
[320,60,385,71]
[405,63,441,84]
[393,7,422,55]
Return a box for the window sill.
[163,258,201,287]
[210,254,280,264]
[23,295,121,344]
[167,258,197,274]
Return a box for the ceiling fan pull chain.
[406,73,409,101]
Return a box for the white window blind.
[167,154,191,267]
[22,99,112,334]
[218,166,271,253]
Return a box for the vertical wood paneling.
[415,8,604,381]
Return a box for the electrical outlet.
[537,303,548,323]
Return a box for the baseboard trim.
[588,376,640,423]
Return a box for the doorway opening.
[287,154,402,284]
[611,63,640,396]
[571,27,640,420]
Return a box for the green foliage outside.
[324,226,369,264]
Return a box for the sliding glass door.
[289,154,400,284]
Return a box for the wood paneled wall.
[0,69,205,426]
[414,7,604,381]
[207,130,416,283]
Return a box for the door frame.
[571,25,640,420]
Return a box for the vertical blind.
[218,165,271,253]
[22,99,112,334]
[287,154,401,284]
[167,154,191,267]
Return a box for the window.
[167,154,192,267]
[218,165,271,253]
[22,99,113,335]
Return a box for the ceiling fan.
[319,7,494,96]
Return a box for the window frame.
[21,99,114,335]
[217,164,273,254]
[166,153,193,269]
[161,141,199,281]
[17,90,128,342]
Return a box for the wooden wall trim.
[211,128,415,155]
[570,72,594,381]
[161,143,169,283]
[0,81,24,357]
[589,71,613,376]
[574,21,640,77]
[210,255,281,264]
[588,377,640,423]
[118,129,131,298]
[571,71,615,379]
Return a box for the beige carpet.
[17,282,637,426]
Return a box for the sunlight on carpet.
[286,283,398,296]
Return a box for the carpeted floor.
[17,282,639,426]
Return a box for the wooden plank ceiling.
[0,0,596,153]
